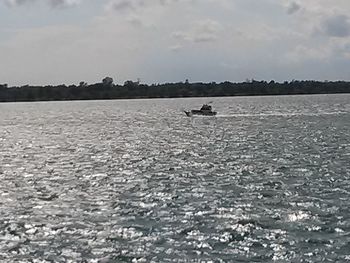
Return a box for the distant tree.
[102,77,114,87]
[124,80,138,88]
[79,81,88,88]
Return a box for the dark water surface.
[0,95,349,262]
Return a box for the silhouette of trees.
[102,77,114,87]
[79,81,88,88]
[0,80,348,102]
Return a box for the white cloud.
[169,44,182,52]
[172,19,223,43]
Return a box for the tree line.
[0,78,349,102]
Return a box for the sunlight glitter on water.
[0,94,349,262]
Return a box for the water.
[0,94,349,262]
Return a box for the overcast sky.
[1,0,350,86]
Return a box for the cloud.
[5,0,35,6]
[104,0,198,13]
[5,0,81,8]
[287,2,301,15]
[286,45,331,62]
[338,42,350,58]
[49,0,81,8]
[172,19,223,43]
[126,15,144,27]
[320,14,350,38]
[169,44,182,52]
[106,0,135,12]
[105,0,166,13]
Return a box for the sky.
[1,0,350,86]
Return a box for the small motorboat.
[184,104,217,117]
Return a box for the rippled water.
[0,94,349,262]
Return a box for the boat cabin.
[200,104,212,111]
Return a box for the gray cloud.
[106,0,160,12]
[321,15,350,37]
[105,0,184,13]
[5,0,80,8]
[49,0,80,8]
[287,2,301,15]
[126,15,144,27]
[107,0,135,11]
[5,0,35,6]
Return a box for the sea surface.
[0,94,349,262]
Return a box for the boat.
[184,104,217,117]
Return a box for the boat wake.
[216,111,348,118]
